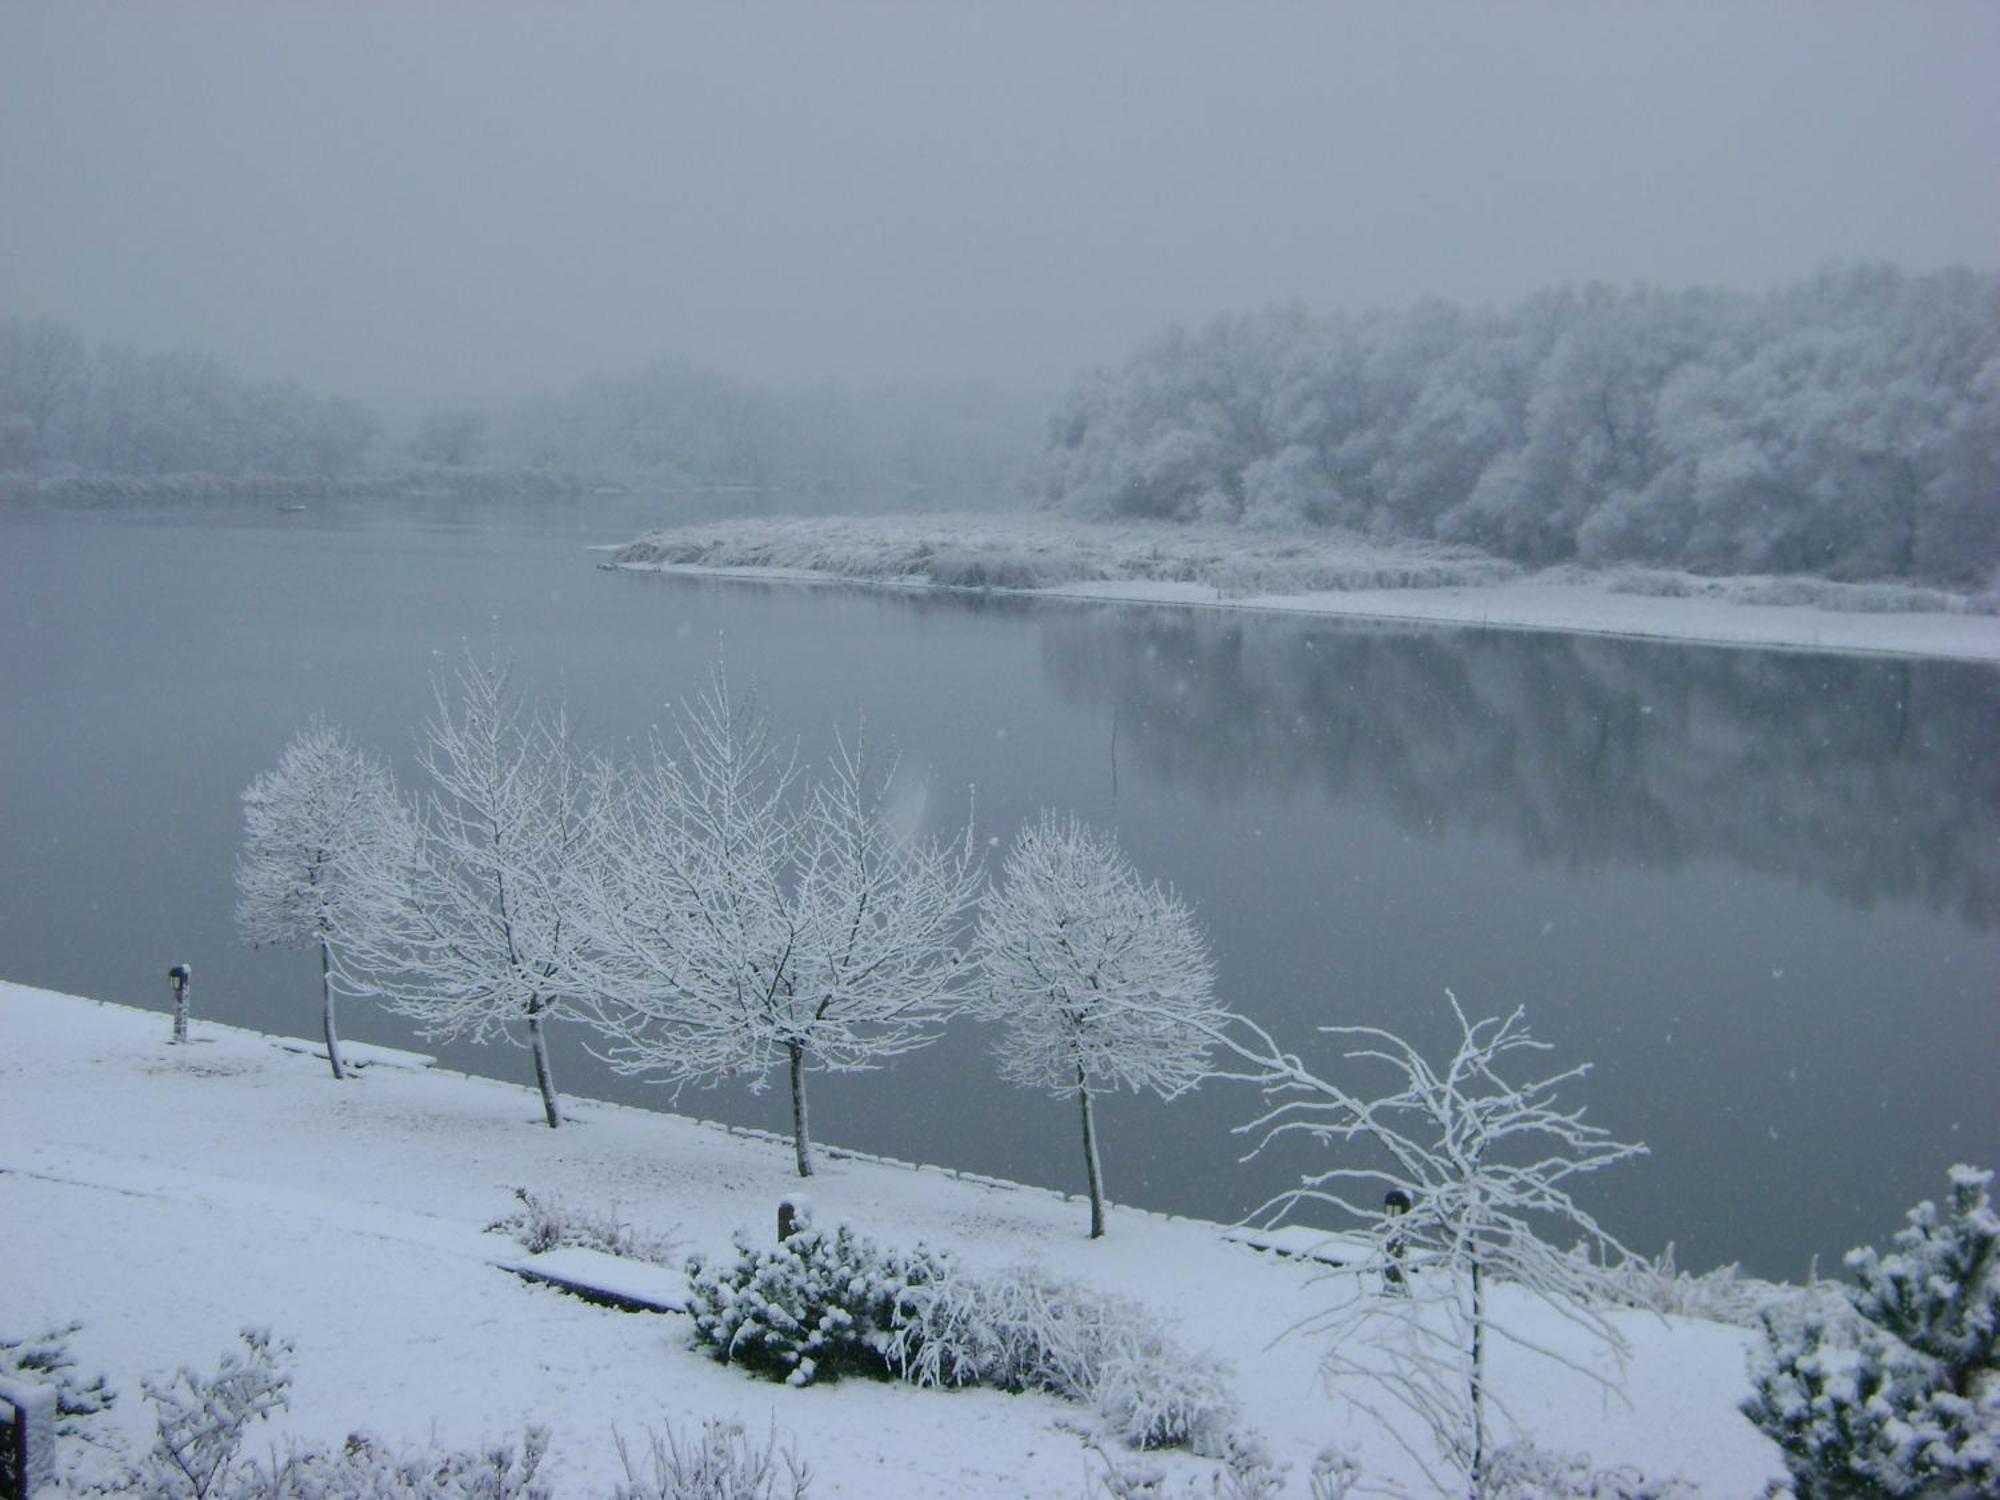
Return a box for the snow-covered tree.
[582,672,979,1176]
[1042,267,2000,585]
[335,651,601,1129]
[1221,992,1646,1494]
[235,718,408,1080]
[970,813,1222,1238]
[1742,1164,1998,1498]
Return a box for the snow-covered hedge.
[686,1220,1239,1452]
[888,1258,1238,1452]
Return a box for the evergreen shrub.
[1742,1164,1998,1497]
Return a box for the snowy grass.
[486,1186,681,1266]
[609,513,2000,662]
[1,982,1787,1496]
[1597,565,2000,617]
[1596,1244,1786,1328]
[611,514,1518,598]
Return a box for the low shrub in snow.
[1596,1242,1804,1328]
[610,1419,810,1500]
[888,1258,1239,1451]
[684,1222,949,1387]
[1088,1434,1359,1500]
[142,1328,295,1499]
[0,1321,119,1491]
[688,1220,1240,1451]
[1478,1441,1700,1498]
[237,1429,550,1499]
[485,1187,679,1265]
[17,1324,547,1500]
[1742,1164,1998,1498]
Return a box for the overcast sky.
[2,2,1994,401]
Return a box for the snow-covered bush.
[1596,1242,1798,1328]
[1479,1441,1699,1498]
[689,1222,1240,1451]
[140,1328,293,1499]
[890,1261,1239,1452]
[1089,1435,1360,1499]
[1742,1164,1998,1498]
[242,1428,549,1499]
[684,1222,948,1387]
[8,1325,549,1500]
[485,1187,678,1265]
[0,1321,118,1491]
[611,1419,810,1500]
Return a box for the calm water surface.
[3,503,1994,1278]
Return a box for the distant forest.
[0,318,1044,508]
[1045,266,2000,586]
[5,263,1996,584]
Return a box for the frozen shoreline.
[1,980,1784,1496]
[608,515,2000,664]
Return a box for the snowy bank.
[0,982,1783,1496]
[610,514,2000,663]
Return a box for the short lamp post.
[168,963,192,1044]
[1383,1187,1414,1294]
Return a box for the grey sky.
[2,1,1993,401]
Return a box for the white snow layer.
[0,981,1784,1496]
[610,514,2000,663]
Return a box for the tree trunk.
[789,1040,814,1178]
[319,937,346,1081]
[527,1001,562,1128]
[1078,1066,1106,1239]
[1469,1253,1486,1492]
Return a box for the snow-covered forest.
[0,318,378,479]
[1044,266,2000,585]
[0,315,1044,507]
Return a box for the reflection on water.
[1017,602,2000,926]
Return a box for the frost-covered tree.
[582,673,979,1176]
[335,651,601,1129]
[0,315,88,472]
[1221,992,1646,1494]
[1742,1164,1998,1498]
[235,718,408,1080]
[1042,266,2000,585]
[970,813,1222,1238]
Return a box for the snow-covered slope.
[0,981,1782,1496]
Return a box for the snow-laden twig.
[1216,991,1646,1495]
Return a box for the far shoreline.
[606,513,2000,665]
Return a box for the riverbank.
[0,981,1782,1496]
[610,514,2000,663]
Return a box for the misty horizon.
[3,2,1995,403]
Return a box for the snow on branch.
[1216,991,1647,1494]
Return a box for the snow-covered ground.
[1,981,1784,1497]
[609,514,2000,663]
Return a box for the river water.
[3,501,1994,1279]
